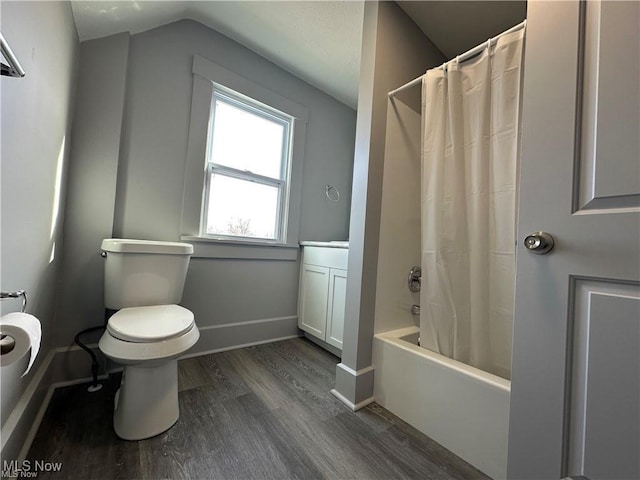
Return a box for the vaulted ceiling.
[70,1,526,109]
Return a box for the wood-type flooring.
[27,338,490,479]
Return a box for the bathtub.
[373,326,510,479]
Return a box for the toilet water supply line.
[73,309,113,393]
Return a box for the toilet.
[98,238,199,440]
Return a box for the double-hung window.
[182,56,308,257]
[202,86,293,242]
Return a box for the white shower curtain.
[420,29,524,380]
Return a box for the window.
[182,55,308,258]
[202,88,293,242]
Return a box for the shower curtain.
[420,29,524,380]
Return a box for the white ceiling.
[398,1,526,59]
[70,1,526,109]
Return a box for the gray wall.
[57,20,356,359]
[55,34,130,347]
[335,1,445,406]
[0,0,78,430]
[114,20,355,242]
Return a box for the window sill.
[181,235,299,260]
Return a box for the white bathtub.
[373,326,510,479]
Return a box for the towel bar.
[1,32,26,78]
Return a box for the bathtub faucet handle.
[408,266,422,293]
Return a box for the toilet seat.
[99,306,199,365]
[108,304,194,343]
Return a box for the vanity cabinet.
[298,245,348,350]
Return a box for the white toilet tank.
[102,239,194,309]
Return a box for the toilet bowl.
[99,304,199,440]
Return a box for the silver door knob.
[524,231,554,254]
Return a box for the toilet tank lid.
[101,238,194,255]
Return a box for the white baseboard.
[1,350,55,464]
[50,343,106,384]
[332,362,376,410]
[186,315,300,357]
[180,334,301,360]
[330,388,375,411]
[17,385,55,462]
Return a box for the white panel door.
[508,1,640,479]
[326,268,347,349]
[298,264,329,339]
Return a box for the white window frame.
[181,55,308,259]
[201,87,293,243]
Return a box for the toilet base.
[113,360,179,440]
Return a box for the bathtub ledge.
[375,326,510,391]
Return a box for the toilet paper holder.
[1,290,27,356]
[1,290,27,313]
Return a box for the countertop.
[299,241,349,249]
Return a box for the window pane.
[210,97,285,179]
[205,173,279,239]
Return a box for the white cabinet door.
[298,264,329,339]
[508,1,640,478]
[326,269,347,349]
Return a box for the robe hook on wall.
[325,185,340,202]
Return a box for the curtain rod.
[388,20,526,98]
[1,32,26,78]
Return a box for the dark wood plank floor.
[27,338,490,480]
